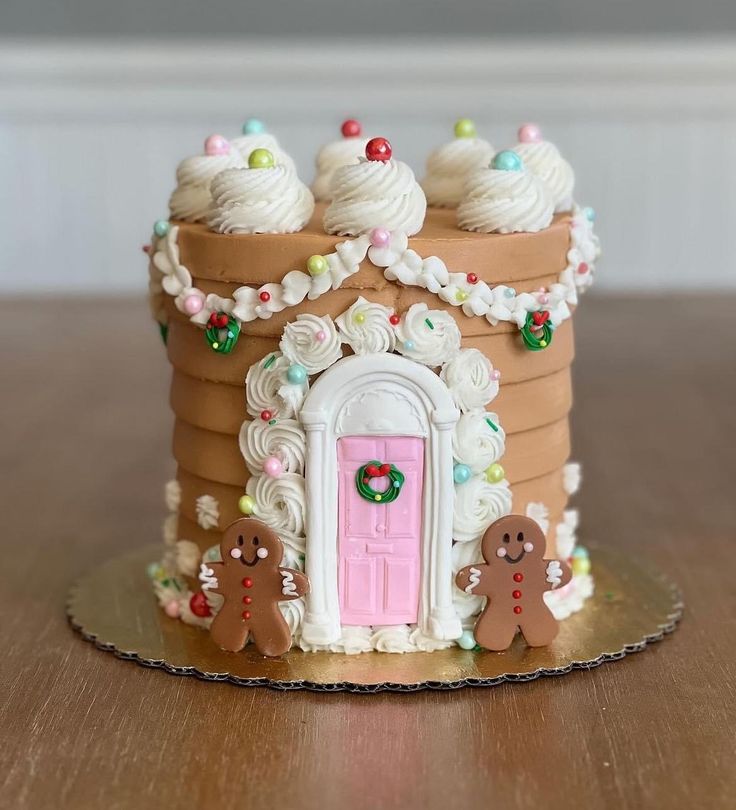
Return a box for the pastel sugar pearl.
[230,547,243,559]
[457,630,476,650]
[164,600,180,618]
[286,364,307,384]
[518,123,543,143]
[354,312,366,325]
[238,494,256,515]
[248,148,275,169]
[403,340,415,352]
[491,369,501,381]
[243,118,265,135]
[369,227,390,248]
[183,294,204,315]
[523,542,534,553]
[492,150,523,172]
[496,547,507,558]
[454,118,477,139]
[485,463,505,483]
[256,547,269,559]
[315,330,327,343]
[153,219,170,238]
[263,456,283,477]
[583,206,596,222]
[504,287,516,298]
[204,134,230,156]
[146,562,161,579]
[453,464,472,484]
[307,254,328,276]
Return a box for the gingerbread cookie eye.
[252,536,260,546]
[517,531,524,543]
[237,535,244,546]
[502,533,510,543]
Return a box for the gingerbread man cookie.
[198,517,309,657]
[456,515,572,651]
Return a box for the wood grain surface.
[1,296,734,810]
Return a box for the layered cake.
[146,118,600,655]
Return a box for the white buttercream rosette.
[239,418,306,476]
[245,473,306,554]
[169,148,244,223]
[230,131,297,171]
[312,136,370,202]
[422,136,495,208]
[514,139,575,213]
[245,352,308,419]
[440,348,499,412]
[453,476,512,543]
[208,164,314,234]
[335,296,397,354]
[452,412,505,474]
[279,314,342,374]
[395,303,461,367]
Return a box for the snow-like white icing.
[162,513,177,547]
[395,303,461,367]
[568,209,601,292]
[280,597,305,638]
[408,628,454,652]
[245,351,308,419]
[299,625,374,654]
[175,539,200,577]
[169,150,244,222]
[452,412,505,474]
[458,165,554,234]
[164,479,181,512]
[453,475,512,543]
[563,462,582,496]
[324,158,427,236]
[245,473,306,554]
[525,502,550,536]
[335,296,397,354]
[440,348,499,412]
[195,494,219,530]
[422,137,495,208]
[239,418,306,477]
[279,314,342,375]
[368,232,450,294]
[514,140,575,213]
[545,572,594,620]
[369,624,414,653]
[230,132,296,171]
[208,165,314,234]
[555,509,579,559]
[312,137,370,202]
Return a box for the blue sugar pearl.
[457,630,476,650]
[145,562,160,579]
[403,340,415,352]
[573,546,589,559]
[491,150,523,172]
[243,118,265,135]
[153,219,170,238]
[393,481,400,488]
[504,287,516,298]
[453,463,472,484]
[583,206,596,222]
[286,363,307,385]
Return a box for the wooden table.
[1,296,734,810]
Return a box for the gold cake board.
[67,544,682,693]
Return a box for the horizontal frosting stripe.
[175,205,570,287]
[172,415,569,490]
[169,365,571,437]
[165,315,574,387]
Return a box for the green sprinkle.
[425,318,434,330]
[485,418,499,432]
[264,354,276,369]
[268,419,277,426]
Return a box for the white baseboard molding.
[1,37,735,292]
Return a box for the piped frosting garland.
[148,204,599,352]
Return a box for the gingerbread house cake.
[146,117,600,655]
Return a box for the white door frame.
[299,353,462,645]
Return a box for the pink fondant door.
[337,435,424,625]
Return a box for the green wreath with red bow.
[355,461,405,504]
[521,310,554,351]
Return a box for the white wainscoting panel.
[1,38,735,293]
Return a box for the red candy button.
[242,577,253,588]
[242,595,252,605]
[512,590,522,599]
[242,610,251,620]
[513,573,523,583]
[365,137,392,162]
[513,606,522,615]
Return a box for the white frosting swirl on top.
[208,166,314,234]
[169,151,244,222]
[335,296,396,355]
[452,412,506,474]
[395,303,461,367]
[245,351,309,419]
[280,314,342,374]
[453,475,512,543]
[422,137,495,208]
[239,418,306,476]
[312,137,369,202]
[514,140,575,213]
[440,348,499,412]
[458,167,554,234]
[324,158,427,236]
[230,132,296,171]
[245,473,306,554]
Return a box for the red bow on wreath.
[364,463,392,478]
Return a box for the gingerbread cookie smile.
[497,530,535,564]
[229,533,269,567]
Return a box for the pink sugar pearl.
[183,294,204,315]
[491,369,501,381]
[204,134,230,156]
[518,123,543,144]
[164,600,180,618]
[263,456,283,477]
[315,330,327,342]
[369,227,390,248]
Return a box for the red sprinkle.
[389,314,400,326]
[242,610,251,620]
[365,137,392,162]
[466,273,478,285]
[242,577,253,588]
[242,596,252,605]
[512,590,522,599]
[513,606,522,615]
[260,410,273,421]
[577,262,589,275]
[513,573,524,583]
[341,119,362,138]
[259,291,271,303]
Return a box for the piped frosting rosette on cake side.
[458,150,554,234]
[230,118,297,171]
[208,149,315,234]
[168,134,244,222]
[513,123,575,213]
[324,137,427,236]
[312,119,370,202]
[421,119,495,208]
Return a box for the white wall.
[1,37,735,293]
